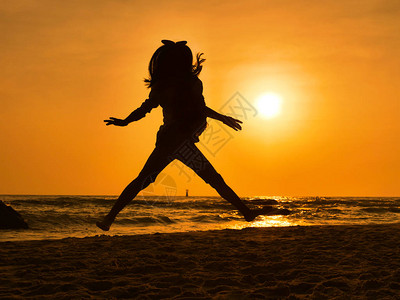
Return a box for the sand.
[1,223,400,299]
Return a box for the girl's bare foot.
[244,206,274,222]
[96,216,114,231]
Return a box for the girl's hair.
[144,40,205,88]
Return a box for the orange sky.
[1,0,399,196]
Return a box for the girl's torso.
[151,76,207,145]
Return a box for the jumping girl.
[96,40,274,231]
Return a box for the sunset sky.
[1,0,399,196]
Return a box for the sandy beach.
[1,223,400,299]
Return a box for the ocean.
[1,195,399,242]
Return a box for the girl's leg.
[175,143,269,221]
[97,146,173,231]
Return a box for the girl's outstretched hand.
[104,117,129,126]
[221,115,243,131]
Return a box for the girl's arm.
[104,98,159,126]
[205,106,242,131]
[205,106,224,122]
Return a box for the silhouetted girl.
[97,40,273,231]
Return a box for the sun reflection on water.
[226,215,297,231]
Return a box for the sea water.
[1,195,399,242]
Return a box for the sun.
[255,93,282,119]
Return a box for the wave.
[361,207,400,214]
[4,197,273,211]
[188,214,235,223]
[20,214,180,230]
[3,196,116,207]
[117,216,176,225]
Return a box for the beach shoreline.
[1,223,400,299]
